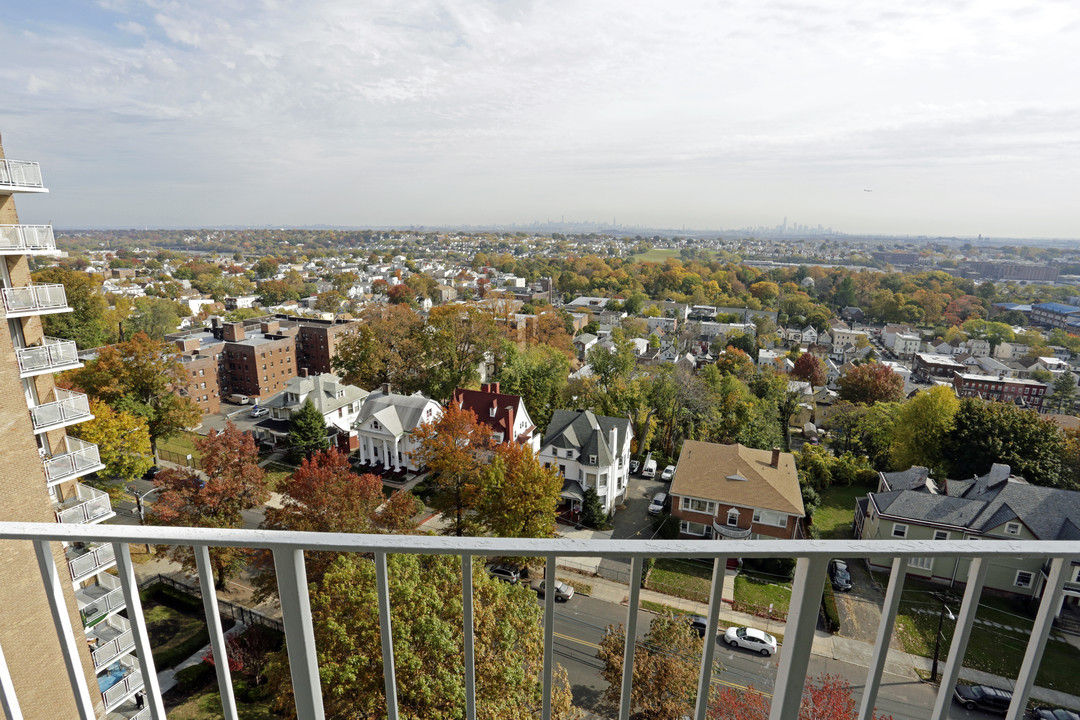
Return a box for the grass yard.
[631,248,692,262]
[732,573,791,617]
[644,558,713,603]
[157,431,203,460]
[261,461,294,491]
[813,484,868,539]
[167,690,279,720]
[144,603,213,669]
[890,576,1080,695]
[640,599,685,615]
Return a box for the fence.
[138,573,284,633]
[156,449,202,470]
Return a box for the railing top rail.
[3,521,1080,559]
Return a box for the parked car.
[642,458,657,478]
[1032,709,1080,720]
[686,615,709,637]
[531,579,575,601]
[648,492,667,516]
[250,405,269,418]
[629,459,640,475]
[723,626,777,656]
[486,563,522,585]
[660,464,676,481]
[952,683,1013,714]
[828,559,853,591]
[142,466,160,480]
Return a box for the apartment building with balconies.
[0,134,147,720]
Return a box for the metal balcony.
[88,615,135,671]
[75,572,125,628]
[713,519,753,539]
[0,522,1077,720]
[31,388,93,434]
[0,158,46,193]
[0,224,57,254]
[2,283,70,317]
[55,483,114,526]
[65,542,116,583]
[43,436,105,487]
[16,336,82,377]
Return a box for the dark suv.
[953,683,1012,714]
[486,563,523,584]
[828,559,853,591]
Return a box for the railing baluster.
[195,545,239,720]
[461,554,476,720]
[274,548,325,720]
[930,557,988,720]
[858,557,908,720]
[618,557,644,720]
[114,542,165,719]
[0,639,24,720]
[1007,557,1070,720]
[541,555,556,720]
[694,556,727,720]
[32,540,96,720]
[374,550,399,720]
[769,556,828,720]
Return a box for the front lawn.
[813,484,868,539]
[261,461,294,491]
[644,558,713,603]
[732,573,791,618]
[167,689,279,720]
[157,431,202,458]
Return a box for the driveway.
[833,558,890,644]
[588,476,671,583]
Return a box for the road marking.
[553,632,773,697]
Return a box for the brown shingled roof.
[669,440,805,517]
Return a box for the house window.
[1073,566,1080,584]
[892,523,908,539]
[726,509,739,527]
[589,455,597,465]
[933,530,950,541]
[753,509,788,528]
[681,498,715,514]
[910,557,933,570]
[565,450,573,458]
[680,521,707,536]
[598,473,608,488]
[1004,522,1021,535]
[489,407,496,417]
[559,464,566,476]
[1014,570,1034,588]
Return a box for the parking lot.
[612,473,671,540]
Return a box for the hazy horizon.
[3,1,1078,238]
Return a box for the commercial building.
[953,373,1048,411]
[0,135,147,719]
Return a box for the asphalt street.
[548,593,1002,720]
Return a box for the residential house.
[450,382,539,452]
[994,341,1030,362]
[892,333,922,358]
[573,333,598,360]
[352,384,443,472]
[669,441,806,542]
[254,372,368,448]
[540,410,632,517]
[856,464,1080,615]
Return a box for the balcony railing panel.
[75,573,125,627]
[2,283,69,316]
[43,436,104,486]
[55,483,113,525]
[0,159,45,190]
[712,519,753,539]
[89,616,134,670]
[0,224,56,253]
[31,388,93,432]
[66,543,116,583]
[101,656,143,710]
[17,337,81,376]
[0,523,1077,720]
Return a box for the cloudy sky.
[2,0,1078,237]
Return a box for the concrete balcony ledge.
[100,656,144,712]
[32,388,93,434]
[55,483,114,526]
[17,336,82,377]
[43,436,105,487]
[2,283,70,317]
[0,158,46,193]
[0,224,57,254]
[75,572,125,628]
[88,616,135,670]
[65,542,116,584]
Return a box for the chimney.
[261,320,280,335]
[298,368,308,378]
[490,381,499,394]
[771,447,781,468]
[381,382,391,395]
[480,383,490,393]
[223,322,245,342]
[609,425,618,461]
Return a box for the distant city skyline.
[3,1,1079,238]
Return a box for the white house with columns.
[352,384,443,472]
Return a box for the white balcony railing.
[65,542,116,583]
[0,224,57,253]
[88,615,135,670]
[712,519,753,539]
[0,158,45,191]
[55,483,113,525]
[43,436,104,486]
[31,388,93,433]
[16,336,82,377]
[0,522,1077,720]
[2,283,69,317]
[75,572,125,627]
[101,655,144,711]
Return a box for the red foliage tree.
[836,362,904,405]
[709,674,892,719]
[791,352,827,387]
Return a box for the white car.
[530,579,575,602]
[647,492,667,516]
[724,626,777,656]
[660,464,676,481]
[249,406,269,418]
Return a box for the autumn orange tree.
[70,399,154,496]
[708,673,892,719]
[411,404,496,536]
[147,422,269,589]
[477,443,562,538]
[836,362,904,405]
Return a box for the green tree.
[586,328,636,395]
[287,398,329,463]
[331,305,428,394]
[70,400,154,497]
[836,362,904,405]
[580,486,607,528]
[32,267,110,348]
[267,554,576,720]
[890,386,959,476]
[126,296,184,340]
[1053,373,1077,414]
[425,304,501,400]
[496,343,570,431]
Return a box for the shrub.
[821,582,841,633]
[173,662,214,693]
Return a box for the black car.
[828,559,852,592]
[143,465,160,480]
[686,615,708,637]
[953,683,1012,714]
[1032,709,1080,720]
[486,563,522,584]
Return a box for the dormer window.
[1005,522,1021,535]
[727,509,739,526]
[589,455,597,465]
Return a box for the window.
[681,498,716,514]
[589,455,597,465]
[489,407,496,418]
[910,557,933,570]
[891,523,908,539]
[1073,565,1080,584]
[680,521,707,536]
[1014,570,1034,588]
[598,473,607,488]
[726,509,739,527]
[1005,522,1021,535]
[559,464,566,476]
[753,509,788,528]
[933,530,950,540]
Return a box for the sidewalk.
[568,570,1080,710]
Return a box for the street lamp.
[930,594,956,684]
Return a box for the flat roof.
[955,373,1047,386]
